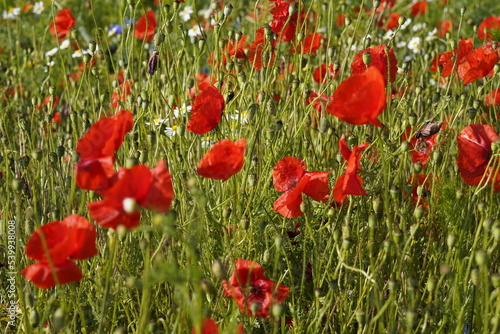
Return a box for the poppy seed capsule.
[148,50,159,75]
[355,310,366,326]
[494,223,500,241]
[29,309,40,328]
[212,260,226,280]
[492,273,500,288]
[471,268,479,286]
[272,303,284,318]
[53,308,66,332]
[475,250,488,267]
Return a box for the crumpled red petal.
[187,86,225,135]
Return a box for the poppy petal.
[142,160,174,212]
[197,139,246,180]
[63,215,98,260]
[272,157,307,192]
[22,260,83,289]
[187,86,225,135]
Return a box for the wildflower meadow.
[1,0,500,333]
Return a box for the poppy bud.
[53,308,66,332]
[413,206,425,220]
[333,230,340,243]
[223,4,233,17]
[29,309,39,328]
[475,249,488,267]
[342,238,353,250]
[297,32,304,43]
[471,268,479,286]
[406,310,417,329]
[266,99,276,116]
[327,47,335,59]
[355,310,366,326]
[200,279,216,296]
[413,162,422,173]
[446,233,457,250]
[389,185,399,199]
[477,201,486,212]
[288,2,296,15]
[12,178,24,191]
[319,117,330,133]
[493,63,500,75]
[272,303,284,318]
[263,249,271,263]
[492,273,500,288]
[148,50,159,75]
[440,264,451,276]
[240,216,249,229]
[238,71,246,84]
[388,279,397,294]
[372,0,380,9]
[400,141,410,151]
[432,151,443,164]
[392,228,402,244]
[398,16,406,26]
[364,36,371,49]
[467,107,476,120]
[408,113,417,126]
[274,235,283,249]
[493,222,500,241]
[491,139,500,152]
[363,51,372,66]
[250,302,260,317]
[55,145,65,158]
[426,276,436,293]
[460,7,466,16]
[345,15,352,26]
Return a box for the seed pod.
[416,122,441,139]
[148,50,159,75]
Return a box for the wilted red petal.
[273,175,310,218]
[75,156,115,192]
[25,221,74,264]
[272,157,307,192]
[63,215,98,260]
[327,67,386,127]
[430,38,473,76]
[76,110,134,159]
[49,8,76,40]
[351,44,398,84]
[187,86,225,135]
[134,10,157,42]
[22,260,83,289]
[142,160,174,212]
[197,139,246,180]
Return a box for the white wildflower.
[45,47,59,58]
[407,37,422,53]
[188,25,203,38]
[33,2,44,15]
[179,6,193,22]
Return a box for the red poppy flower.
[385,12,401,30]
[111,80,132,109]
[88,160,174,229]
[197,139,246,181]
[22,214,97,289]
[248,28,276,71]
[438,20,452,37]
[222,259,289,318]
[269,0,300,42]
[292,33,322,54]
[272,157,331,218]
[49,8,76,40]
[351,44,398,84]
[187,86,225,135]
[75,110,134,192]
[134,10,157,42]
[25,215,98,264]
[326,67,387,127]
[22,260,83,289]
[407,174,431,208]
[332,135,369,204]
[410,1,427,17]
[402,126,439,167]
[192,318,218,334]
[477,16,500,41]
[485,88,500,107]
[457,124,500,192]
[430,38,473,76]
[457,43,499,85]
[306,91,330,111]
[313,64,339,84]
